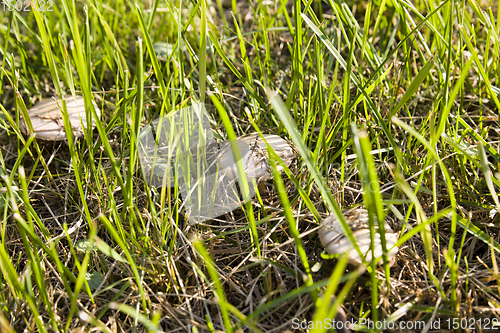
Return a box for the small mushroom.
[216,133,295,183]
[20,95,100,141]
[319,207,399,266]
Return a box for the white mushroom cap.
[20,95,100,141]
[217,133,295,182]
[319,207,399,265]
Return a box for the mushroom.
[216,133,295,183]
[138,120,296,223]
[179,133,294,223]
[319,207,399,266]
[20,95,100,141]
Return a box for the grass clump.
[1,0,500,332]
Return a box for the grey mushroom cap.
[217,133,295,182]
[20,95,101,141]
[319,207,399,265]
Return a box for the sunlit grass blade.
[97,214,148,312]
[247,271,360,322]
[209,94,261,259]
[392,57,434,116]
[268,90,369,266]
[310,255,351,333]
[108,303,162,333]
[351,125,390,321]
[2,0,500,330]
[199,0,207,103]
[192,238,233,333]
[135,3,168,104]
[459,25,500,110]
[0,243,48,332]
[301,13,406,172]
[269,152,314,288]
[392,116,457,254]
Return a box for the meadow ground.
[1,0,500,332]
